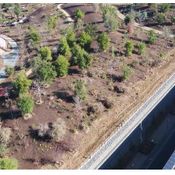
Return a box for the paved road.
[80,73,175,169]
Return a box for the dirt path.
[116,9,175,38]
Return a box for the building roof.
[163,150,175,169]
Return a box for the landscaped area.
[0,3,175,169]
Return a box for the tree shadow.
[53,91,74,103]
[0,110,21,121]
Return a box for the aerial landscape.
[0,3,175,169]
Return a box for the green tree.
[74,9,85,21]
[47,15,58,32]
[36,60,56,84]
[122,65,132,80]
[18,94,34,115]
[0,158,18,169]
[147,30,157,44]
[39,46,52,61]
[125,40,134,56]
[97,32,110,51]
[73,79,87,101]
[28,27,41,46]
[137,42,146,55]
[55,55,70,77]
[79,31,92,50]
[14,71,32,95]
[71,44,92,69]
[58,37,71,58]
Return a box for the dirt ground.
[0,3,175,169]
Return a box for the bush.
[39,46,52,61]
[5,66,14,77]
[79,31,92,50]
[122,65,132,80]
[73,79,87,101]
[71,44,92,69]
[160,3,171,13]
[0,158,18,169]
[58,37,71,58]
[97,32,110,51]
[74,9,85,21]
[137,42,146,55]
[36,60,57,84]
[147,30,157,44]
[51,118,66,142]
[55,55,70,77]
[125,40,134,56]
[156,13,165,24]
[14,71,32,95]
[28,27,41,45]
[17,95,34,115]
[0,127,12,145]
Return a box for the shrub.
[17,95,34,115]
[156,13,165,24]
[79,31,92,49]
[0,127,12,145]
[0,158,18,169]
[55,55,70,77]
[125,40,134,56]
[137,42,146,55]
[14,71,32,95]
[58,37,71,58]
[74,9,85,21]
[122,65,132,80]
[5,66,14,77]
[124,14,134,25]
[36,60,56,84]
[160,3,171,13]
[84,23,97,38]
[97,32,110,51]
[28,27,41,45]
[73,79,87,101]
[147,30,157,44]
[39,46,52,61]
[51,118,66,142]
[71,44,92,69]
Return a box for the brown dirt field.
[0,3,175,169]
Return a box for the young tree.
[0,158,18,169]
[14,71,32,95]
[84,23,97,38]
[13,4,21,20]
[147,30,157,44]
[156,13,165,24]
[97,32,110,51]
[125,40,134,56]
[39,46,52,61]
[79,31,92,50]
[47,15,58,32]
[58,37,71,59]
[137,42,146,55]
[74,9,85,21]
[73,79,87,101]
[28,27,41,46]
[65,27,76,47]
[122,65,132,80]
[17,94,34,116]
[55,55,70,77]
[36,60,56,84]
[71,44,92,69]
